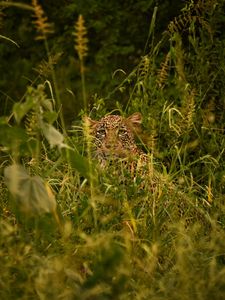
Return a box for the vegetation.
[1,0,225,299]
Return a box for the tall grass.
[1,0,225,299]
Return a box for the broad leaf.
[43,111,58,124]
[62,148,97,182]
[4,164,56,215]
[0,125,28,147]
[41,122,68,149]
[13,97,35,124]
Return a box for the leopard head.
[84,113,142,164]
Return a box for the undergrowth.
[0,0,225,299]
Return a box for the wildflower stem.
[44,38,67,136]
[80,58,87,113]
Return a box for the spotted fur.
[86,113,146,167]
[84,113,202,228]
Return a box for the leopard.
[85,112,147,167]
[84,112,167,192]
[84,112,202,227]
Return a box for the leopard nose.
[103,142,115,150]
[103,135,117,147]
[102,138,118,150]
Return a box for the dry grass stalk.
[74,14,88,63]
[157,52,171,89]
[32,0,54,40]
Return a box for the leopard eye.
[118,128,128,138]
[96,128,106,139]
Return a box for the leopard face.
[85,113,156,192]
[84,113,192,221]
[85,113,143,165]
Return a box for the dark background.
[0,0,185,120]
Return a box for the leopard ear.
[127,112,142,125]
[83,115,98,129]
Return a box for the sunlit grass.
[1,157,225,299]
